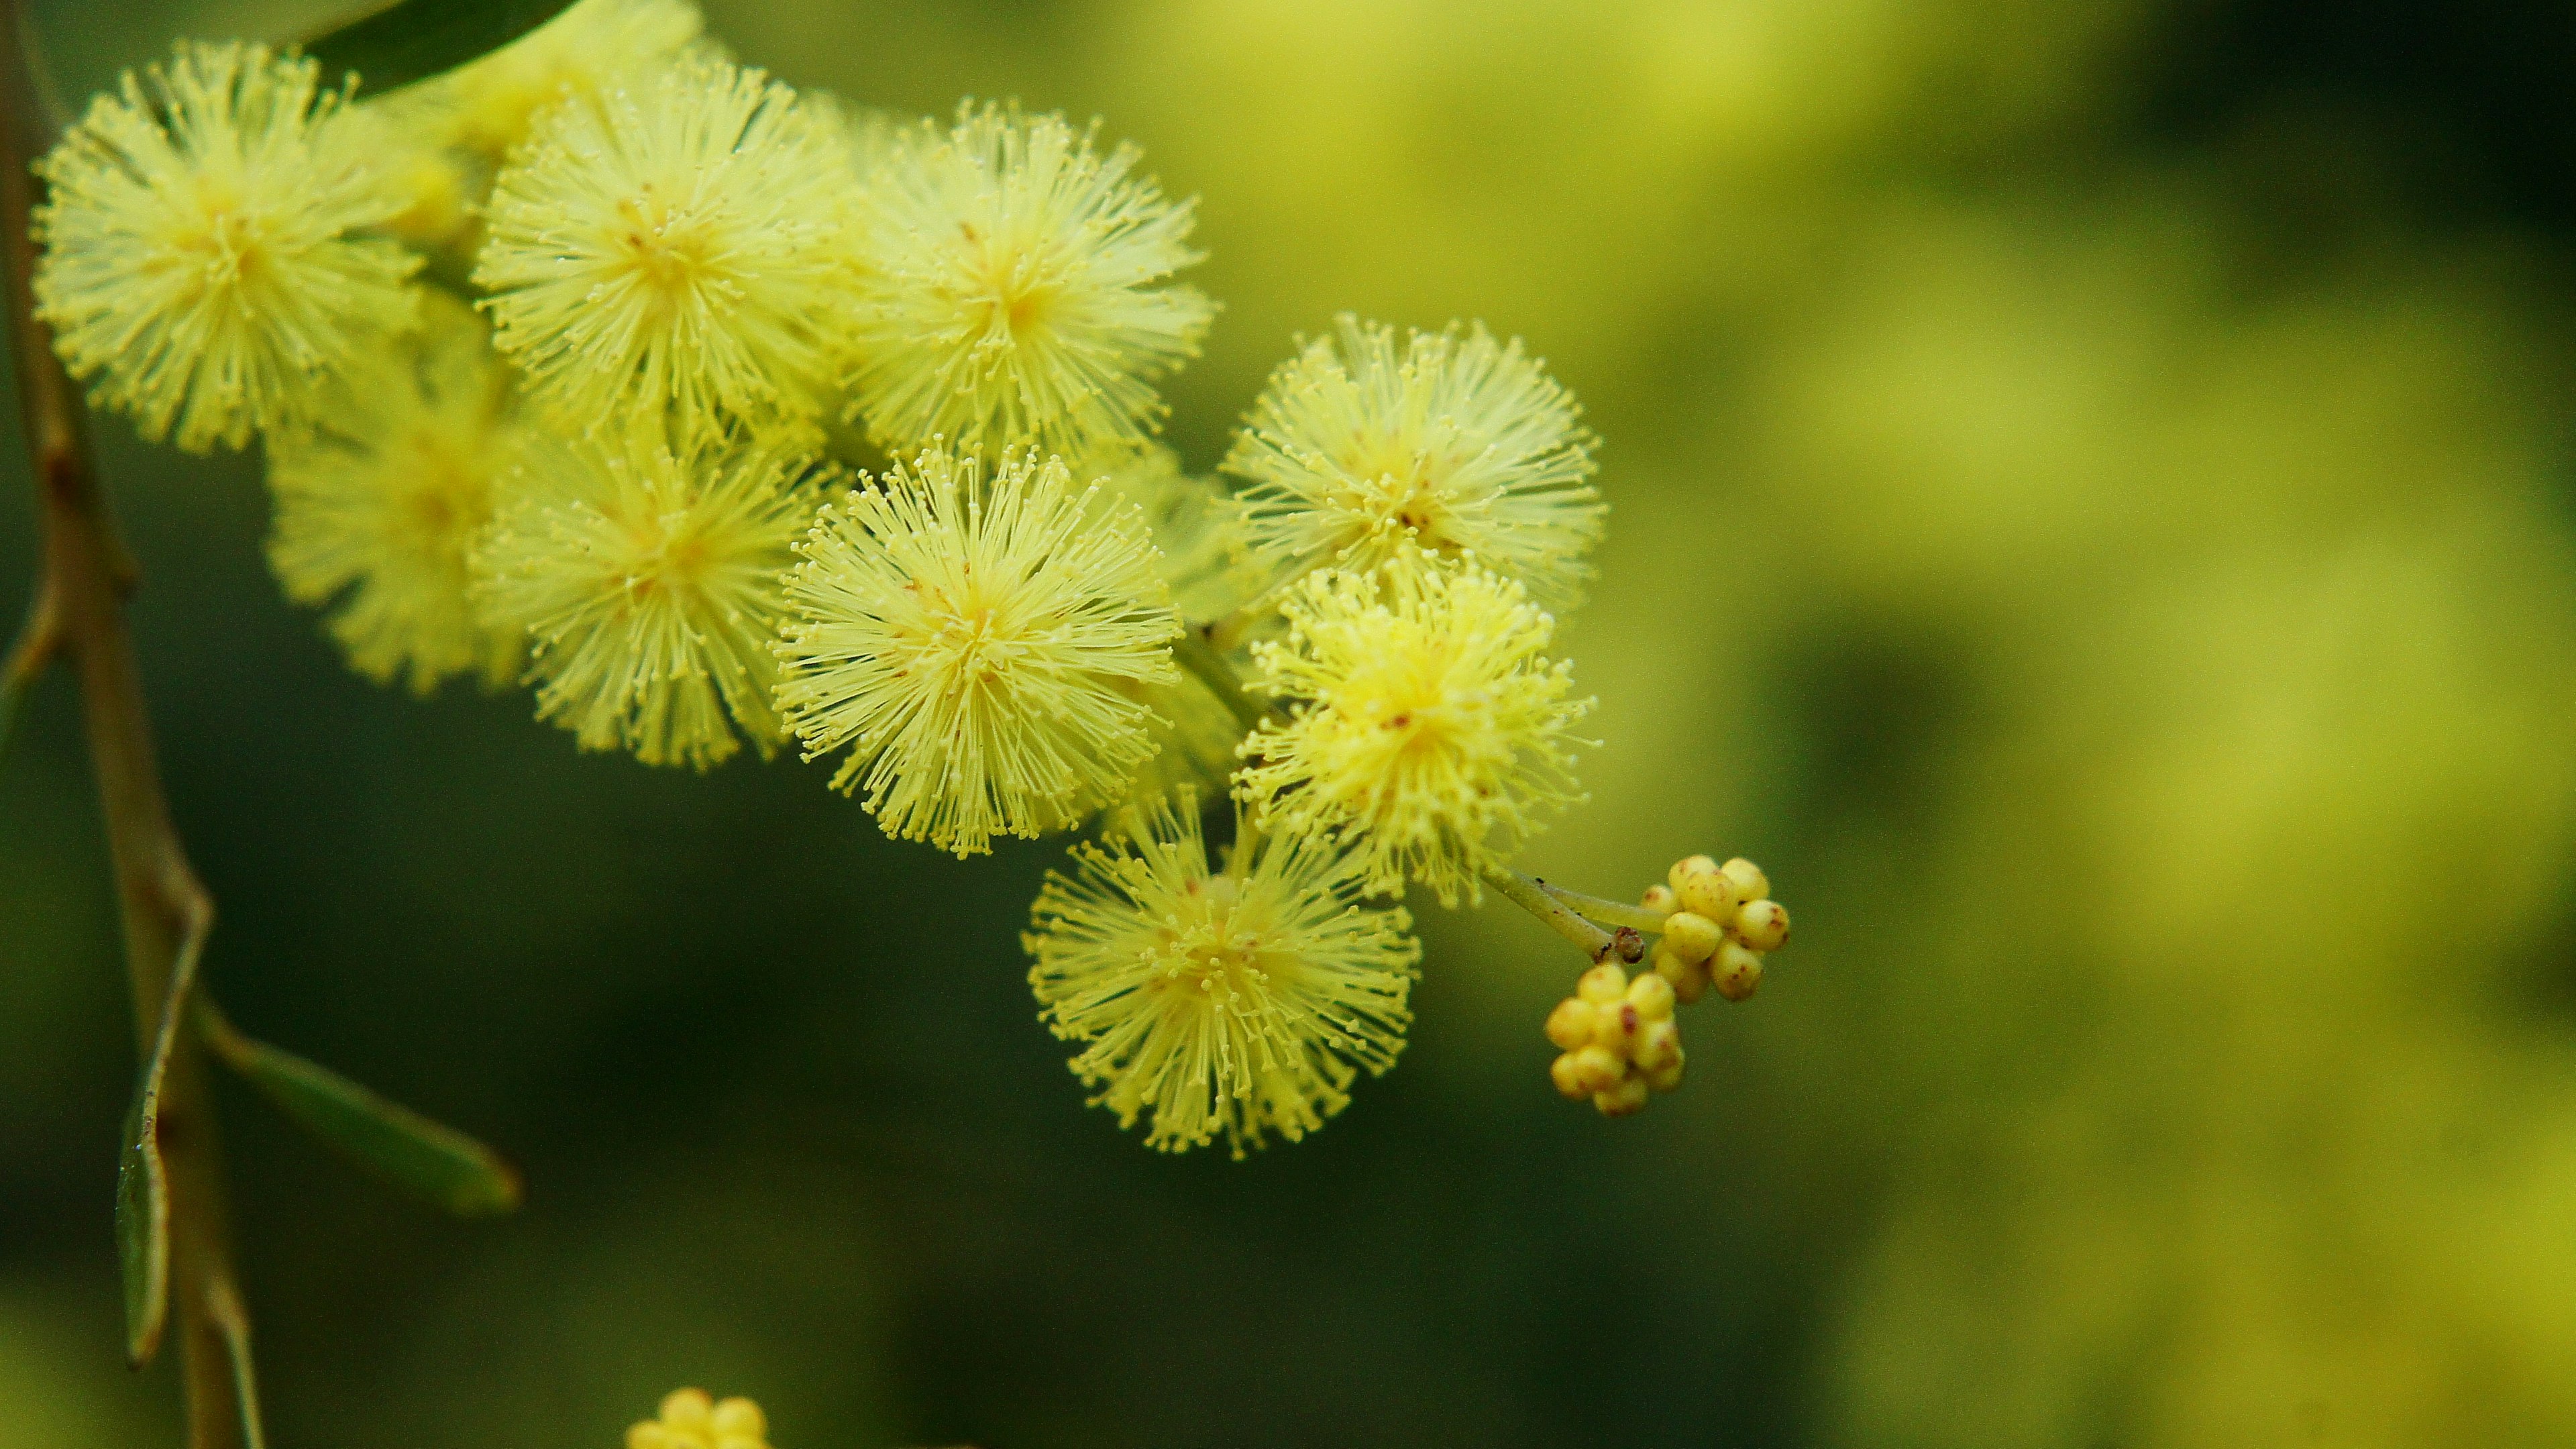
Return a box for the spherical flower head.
[474,56,856,451]
[374,0,706,160]
[845,101,1216,460]
[1026,792,1421,1157]
[626,1387,767,1449]
[32,41,422,453]
[266,294,526,694]
[775,444,1182,856]
[1223,315,1605,611]
[474,435,820,769]
[1237,560,1595,907]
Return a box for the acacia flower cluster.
[626,1387,769,1449]
[28,0,1795,1157]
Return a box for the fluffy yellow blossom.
[474,437,820,769]
[845,102,1215,459]
[1238,561,1593,906]
[32,40,420,453]
[775,445,1181,856]
[266,296,525,694]
[474,56,855,449]
[376,0,706,160]
[1224,316,1604,610]
[1026,792,1419,1157]
[627,1387,767,1449]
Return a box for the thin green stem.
[1489,867,1619,961]
[1538,880,1671,934]
[1171,626,1266,731]
[0,573,58,767]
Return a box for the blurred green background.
[9,0,2576,1444]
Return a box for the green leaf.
[203,1277,270,1449]
[304,0,583,97]
[113,1087,169,1366]
[199,1002,523,1217]
[115,916,207,1368]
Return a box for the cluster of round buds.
[625,1388,769,1449]
[1545,961,1683,1116]
[1642,856,1788,1004]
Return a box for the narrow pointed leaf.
[115,919,207,1367]
[203,1277,269,1449]
[201,1005,522,1216]
[304,0,582,97]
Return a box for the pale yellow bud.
[1714,943,1764,1002]
[1640,883,1679,917]
[1625,971,1676,1022]
[1550,1051,1591,1099]
[1731,898,1790,952]
[1644,1049,1686,1092]
[1633,1018,1682,1074]
[1592,998,1641,1051]
[660,1391,715,1428]
[629,1428,676,1449]
[1576,961,1629,1004]
[1660,910,1723,964]
[1656,946,1711,1004]
[1594,1074,1650,1117]
[711,1397,768,1442]
[1545,997,1597,1051]
[1667,854,1718,893]
[1719,857,1769,904]
[1570,1043,1626,1093]
[1678,865,1739,922]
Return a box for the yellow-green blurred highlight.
[5,0,2575,1445]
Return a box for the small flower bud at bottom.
[1633,1018,1682,1074]
[1660,910,1723,964]
[1625,971,1676,1021]
[1678,865,1739,922]
[1545,997,1597,1051]
[1570,1044,1627,1093]
[1668,854,1719,893]
[1731,898,1790,952]
[661,1391,714,1429]
[1592,1000,1641,1050]
[1577,962,1629,1004]
[1640,883,1679,916]
[1644,1051,1686,1092]
[1613,926,1646,963]
[1656,946,1711,1004]
[1715,943,1764,1002]
[1550,1051,1592,1100]
[1720,857,1770,904]
[1595,1074,1650,1117]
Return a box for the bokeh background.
[9,0,2576,1444]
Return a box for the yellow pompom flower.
[474,437,821,769]
[376,0,706,160]
[775,445,1181,856]
[32,40,421,453]
[266,295,525,694]
[474,56,855,449]
[626,1387,768,1449]
[1223,316,1604,610]
[1237,560,1593,906]
[845,102,1216,459]
[1026,792,1420,1157]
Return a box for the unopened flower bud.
[1731,898,1790,952]
[1644,1050,1686,1092]
[1719,857,1769,904]
[1660,910,1723,964]
[1714,942,1763,1002]
[1632,1018,1682,1074]
[1677,865,1739,922]
[1576,961,1629,1004]
[1625,971,1676,1021]
[1594,1074,1650,1117]
[1667,854,1718,893]
[1544,996,1597,1051]
[1550,1051,1591,1100]
[1570,1044,1626,1093]
[1657,947,1711,1004]
[1640,883,1678,917]
[1592,998,1641,1050]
